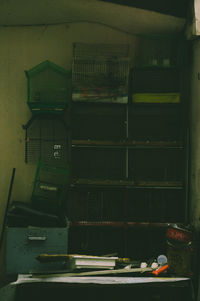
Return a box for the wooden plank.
[72,140,183,148]
[71,178,135,186]
[37,254,129,263]
[136,181,183,187]
[33,267,153,278]
[71,178,183,188]
[69,221,170,228]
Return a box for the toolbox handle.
[28,236,47,241]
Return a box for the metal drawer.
[6,227,69,274]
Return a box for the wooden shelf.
[69,221,172,228]
[71,178,183,189]
[72,140,184,149]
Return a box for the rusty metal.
[69,221,169,228]
[71,178,183,189]
[72,139,183,148]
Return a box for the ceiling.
[0,0,186,35]
[99,0,190,18]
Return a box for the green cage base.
[31,161,70,214]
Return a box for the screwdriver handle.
[152,264,168,276]
[117,258,131,263]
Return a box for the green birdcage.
[25,60,71,114]
[31,161,70,213]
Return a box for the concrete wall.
[0,23,138,281]
[0,22,138,212]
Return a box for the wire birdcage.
[23,115,70,166]
[72,57,130,88]
[25,60,71,113]
[73,43,129,60]
[72,43,130,103]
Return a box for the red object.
[152,264,169,276]
[166,227,192,243]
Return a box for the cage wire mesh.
[32,162,69,202]
[26,60,71,113]
[31,161,70,213]
[24,115,69,166]
[73,43,129,59]
[72,43,130,103]
[30,68,69,104]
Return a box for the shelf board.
[69,221,172,228]
[72,140,184,149]
[133,66,179,70]
[72,100,127,105]
[129,102,181,108]
[71,178,183,189]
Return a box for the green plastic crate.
[25,60,71,114]
[31,161,70,213]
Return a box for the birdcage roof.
[25,60,70,77]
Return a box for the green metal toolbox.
[6,226,69,275]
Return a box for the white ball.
[151,262,158,269]
[140,262,147,268]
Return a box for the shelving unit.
[70,91,187,201]
[67,40,189,258]
[68,99,187,257]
